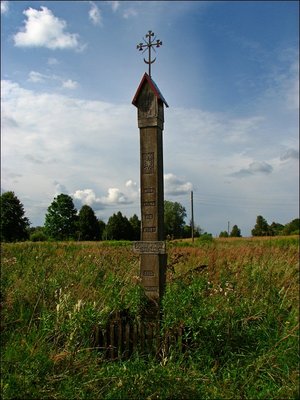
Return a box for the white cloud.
[102,188,129,204]
[89,2,102,25]
[125,179,137,189]
[27,70,78,89]
[110,1,120,12]
[164,173,193,196]
[73,189,102,208]
[14,6,83,50]
[2,78,298,234]
[1,1,9,14]
[48,57,59,65]
[62,79,78,89]
[28,71,47,83]
[123,8,138,19]
[72,185,136,211]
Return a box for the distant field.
[1,236,299,399]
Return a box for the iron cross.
[137,30,162,78]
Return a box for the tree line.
[0,192,195,242]
[0,191,299,242]
[219,215,299,238]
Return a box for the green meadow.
[1,236,299,399]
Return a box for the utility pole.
[228,221,230,236]
[191,190,194,242]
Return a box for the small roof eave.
[132,73,169,108]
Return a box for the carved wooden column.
[132,73,168,316]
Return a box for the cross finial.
[137,30,162,78]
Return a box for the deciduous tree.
[219,231,229,238]
[230,225,242,237]
[44,194,78,240]
[269,222,284,236]
[29,226,48,242]
[164,200,187,239]
[105,211,133,240]
[0,191,30,242]
[251,215,270,236]
[282,218,299,235]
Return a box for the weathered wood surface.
[94,312,185,360]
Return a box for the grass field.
[1,236,299,399]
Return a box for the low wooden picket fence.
[94,311,185,360]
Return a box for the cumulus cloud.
[73,189,102,208]
[2,77,298,232]
[72,186,135,211]
[125,180,139,199]
[89,1,102,25]
[102,188,129,204]
[62,79,78,89]
[71,174,193,212]
[164,173,193,195]
[1,1,9,14]
[14,6,83,50]
[69,175,194,211]
[230,161,273,178]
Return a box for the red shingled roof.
[132,73,169,108]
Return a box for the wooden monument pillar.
[132,73,168,314]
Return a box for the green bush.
[30,231,48,242]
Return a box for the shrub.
[30,231,48,242]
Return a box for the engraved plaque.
[144,286,158,292]
[143,201,155,207]
[143,270,155,276]
[144,187,155,194]
[142,152,154,174]
[133,241,166,254]
[143,227,156,233]
[144,214,153,220]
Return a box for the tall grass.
[1,237,299,399]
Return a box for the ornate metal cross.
[137,30,162,78]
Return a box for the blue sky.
[1,1,299,236]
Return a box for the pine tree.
[129,214,141,241]
[78,205,100,240]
